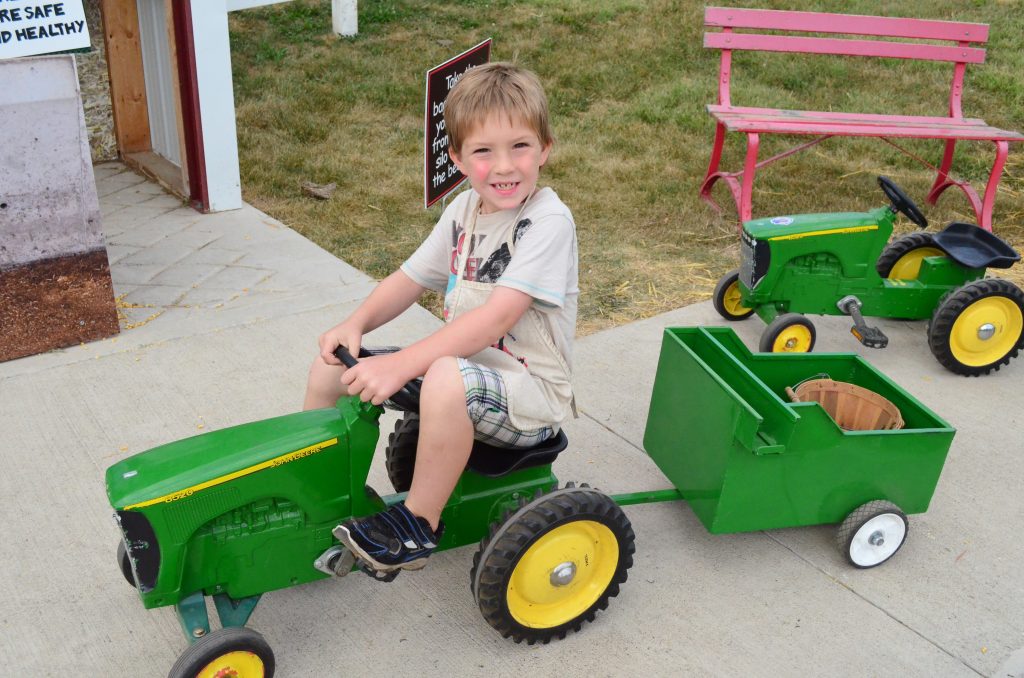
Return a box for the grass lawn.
[229,0,1024,334]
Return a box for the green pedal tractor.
[713,176,1023,375]
[108,331,957,677]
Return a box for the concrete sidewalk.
[1,163,1021,677]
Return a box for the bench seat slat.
[705,7,989,43]
[704,33,986,64]
[709,107,1024,141]
[708,105,986,127]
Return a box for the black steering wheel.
[333,345,421,414]
[878,176,928,228]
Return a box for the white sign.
[0,1,90,60]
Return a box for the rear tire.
[759,313,816,353]
[385,413,419,493]
[713,269,755,320]
[927,278,1024,375]
[875,232,945,280]
[471,486,635,644]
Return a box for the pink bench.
[700,7,1024,231]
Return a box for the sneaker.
[333,503,444,573]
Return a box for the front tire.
[928,278,1024,376]
[713,269,755,320]
[875,232,946,280]
[759,313,816,353]
[471,486,635,644]
[837,500,908,569]
[168,627,275,678]
[117,541,136,588]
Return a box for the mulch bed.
[0,250,120,362]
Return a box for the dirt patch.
[0,250,120,362]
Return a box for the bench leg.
[699,122,729,211]
[978,140,1009,232]
[926,138,958,206]
[739,133,760,223]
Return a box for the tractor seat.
[466,430,568,477]
[932,222,1021,270]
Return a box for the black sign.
[424,38,491,208]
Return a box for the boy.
[304,62,578,576]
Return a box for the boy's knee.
[421,357,464,401]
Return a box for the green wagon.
[643,326,956,567]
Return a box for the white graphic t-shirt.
[401,187,578,422]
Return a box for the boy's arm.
[318,269,426,365]
[341,287,533,404]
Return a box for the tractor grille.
[739,229,770,289]
[115,510,160,592]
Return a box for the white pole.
[332,0,358,36]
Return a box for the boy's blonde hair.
[445,62,553,154]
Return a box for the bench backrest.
[704,7,989,117]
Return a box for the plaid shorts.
[364,347,555,450]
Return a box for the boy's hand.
[340,353,413,406]
[318,322,363,366]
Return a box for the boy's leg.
[403,356,474,532]
[303,356,348,410]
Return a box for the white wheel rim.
[849,513,906,567]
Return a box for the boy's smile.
[450,114,551,214]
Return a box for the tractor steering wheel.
[333,345,421,414]
[878,176,928,228]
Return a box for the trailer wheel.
[837,500,908,569]
[385,413,419,493]
[116,541,136,588]
[875,232,946,280]
[713,269,755,320]
[759,313,816,353]
[168,627,275,678]
[471,486,635,644]
[928,278,1024,376]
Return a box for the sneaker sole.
[332,524,429,573]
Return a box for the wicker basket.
[785,378,904,431]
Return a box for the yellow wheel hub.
[723,281,751,317]
[950,295,1024,367]
[772,324,812,352]
[197,651,265,678]
[506,520,618,629]
[888,247,945,280]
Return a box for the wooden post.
[100,0,151,155]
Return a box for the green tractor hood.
[744,209,887,240]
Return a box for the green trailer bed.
[643,327,955,535]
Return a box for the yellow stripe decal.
[123,438,339,510]
[769,225,877,241]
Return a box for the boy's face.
[450,114,551,215]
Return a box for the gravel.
[78,0,117,164]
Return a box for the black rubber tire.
[713,269,755,321]
[117,541,136,588]
[470,485,635,645]
[168,627,275,678]
[837,500,908,569]
[875,232,945,279]
[927,278,1024,376]
[758,313,816,353]
[385,413,419,493]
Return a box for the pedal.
[850,325,889,349]
[314,546,356,577]
[837,295,889,349]
[356,559,401,583]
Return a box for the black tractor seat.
[932,222,1021,270]
[466,429,568,477]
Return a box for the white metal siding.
[136,0,180,167]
